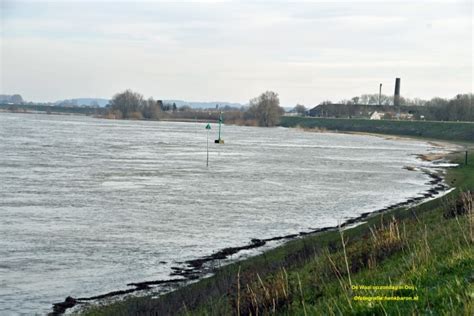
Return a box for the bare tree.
[142,97,163,120]
[10,94,24,104]
[351,96,360,104]
[247,91,284,127]
[294,104,307,116]
[109,89,144,119]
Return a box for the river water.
[0,113,449,314]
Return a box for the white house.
[370,111,383,120]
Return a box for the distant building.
[398,112,414,120]
[309,103,373,118]
[309,103,422,120]
[370,111,383,120]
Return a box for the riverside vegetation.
[104,90,284,127]
[80,144,473,315]
[4,92,472,128]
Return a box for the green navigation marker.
[205,123,211,167]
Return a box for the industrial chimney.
[394,78,401,107]
[379,83,382,105]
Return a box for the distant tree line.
[0,103,104,115]
[107,90,164,120]
[336,93,471,108]
[0,94,24,104]
[422,94,473,121]
[305,93,473,122]
[3,89,471,123]
[107,89,285,127]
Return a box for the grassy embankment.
[82,120,473,316]
[280,116,474,142]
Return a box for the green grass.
[280,116,474,142]
[80,149,474,316]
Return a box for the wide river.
[0,113,449,314]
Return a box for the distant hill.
[55,98,110,107]
[0,94,24,104]
[164,100,244,109]
[51,98,242,109]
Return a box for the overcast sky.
[1,0,472,106]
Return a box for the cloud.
[1,1,472,105]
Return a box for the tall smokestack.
[379,83,382,105]
[394,78,401,107]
